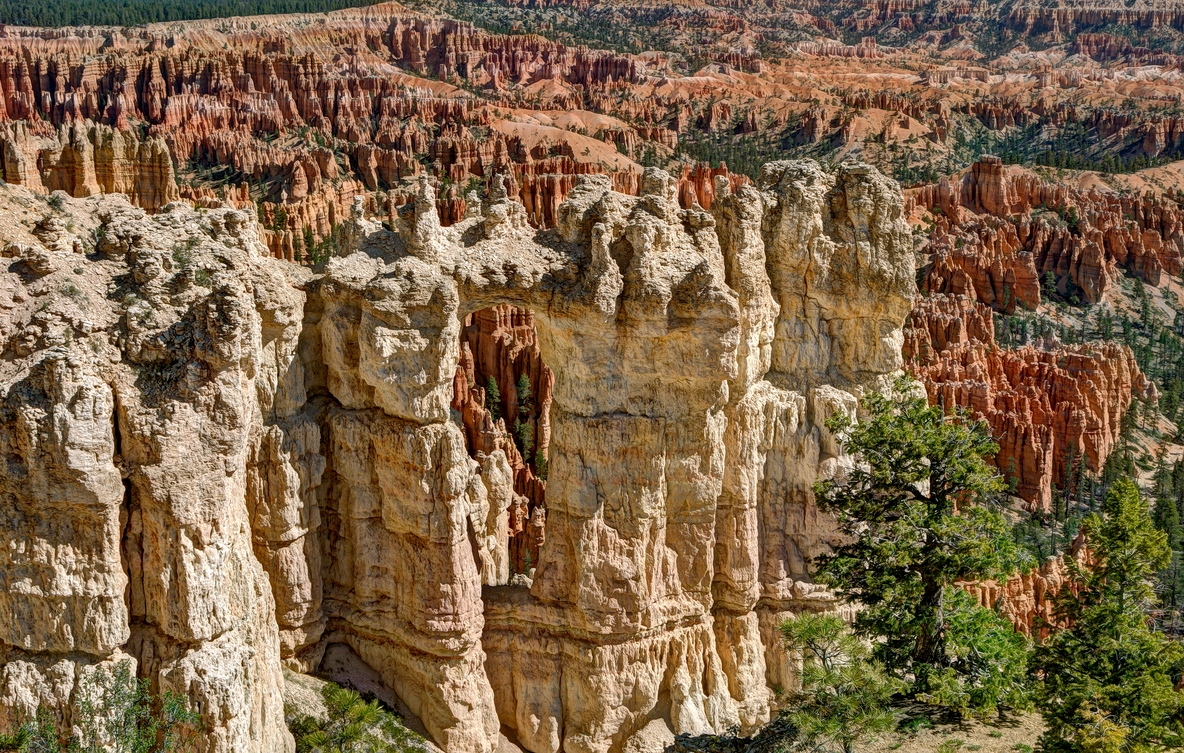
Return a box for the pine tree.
[1033,477,1184,752]
[778,614,901,753]
[289,682,415,753]
[485,376,501,423]
[516,374,532,409]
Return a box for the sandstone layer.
[912,157,1184,308]
[0,191,296,752]
[905,293,1154,511]
[0,159,916,753]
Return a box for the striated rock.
[0,193,293,751]
[912,158,1184,307]
[0,120,180,210]
[0,159,915,753]
[905,294,1154,511]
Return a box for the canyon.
[911,157,1184,308]
[905,293,1154,511]
[3,1,1184,751]
[9,0,1184,271]
[0,158,915,753]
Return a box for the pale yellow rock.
[0,158,915,753]
[0,120,180,211]
[0,189,292,752]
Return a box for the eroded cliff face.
[905,294,1154,512]
[912,157,1184,308]
[0,160,915,753]
[0,120,180,211]
[0,192,296,751]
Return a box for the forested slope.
[0,0,378,27]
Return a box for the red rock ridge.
[960,532,1090,638]
[905,294,1155,512]
[912,157,1184,307]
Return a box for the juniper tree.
[814,376,1030,715]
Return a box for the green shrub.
[0,661,201,752]
[288,682,415,753]
[779,613,900,753]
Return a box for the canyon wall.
[912,157,1184,307]
[0,3,681,256]
[905,294,1154,512]
[0,159,915,753]
[0,194,296,751]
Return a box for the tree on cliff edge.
[814,376,1031,717]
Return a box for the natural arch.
[452,305,552,579]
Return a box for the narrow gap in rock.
[113,397,143,635]
[452,305,552,581]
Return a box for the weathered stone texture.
[905,294,1154,512]
[0,194,295,751]
[0,159,914,753]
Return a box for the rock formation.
[912,158,1184,308]
[959,531,1089,639]
[905,294,1154,511]
[0,159,915,753]
[0,120,180,211]
[451,304,552,574]
[0,193,295,751]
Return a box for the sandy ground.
[862,711,1043,753]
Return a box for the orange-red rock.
[912,158,1184,306]
[906,294,1155,512]
[451,305,552,573]
[960,532,1090,638]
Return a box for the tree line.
[0,0,379,28]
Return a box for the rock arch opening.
[452,305,552,582]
